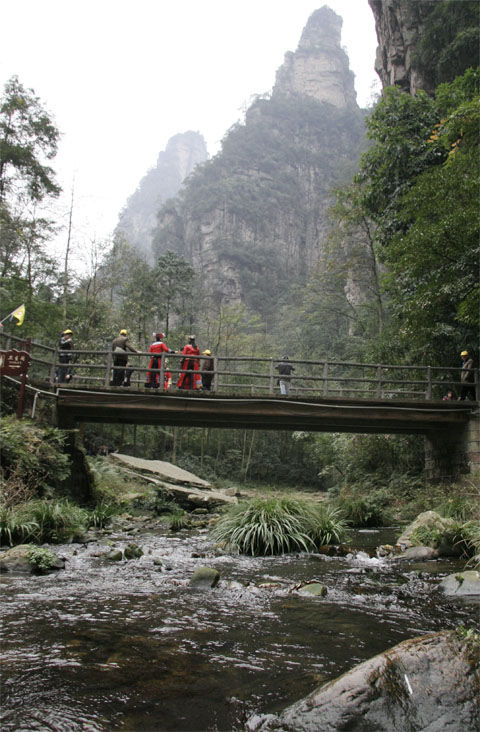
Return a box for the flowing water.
[1,523,478,732]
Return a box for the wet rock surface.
[247,631,480,731]
[440,570,480,597]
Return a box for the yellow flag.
[11,304,25,326]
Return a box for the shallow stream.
[1,523,479,731]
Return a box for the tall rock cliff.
[116,131,208,260]
[152,6,366,325]
[369,0,479,95]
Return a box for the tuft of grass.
[210,496,348,556]
[457,521,480,568]
[15,499,88,544]
[0,507,38,546]
[335,490,392,527]
[168,509,189,531]
[87,502,119,529]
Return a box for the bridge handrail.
[1,332,477,401]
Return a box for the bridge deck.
[56,387,476,434]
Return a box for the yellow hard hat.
[203,349,211,356]
[460,350,469,356]
[120,329,127,336]
[63,329,73,335]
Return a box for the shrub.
[0,417,70,503]
[336,490,392,527]
[210,496,348,556]
[26,546,57,573]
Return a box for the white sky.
[0,0,379,267]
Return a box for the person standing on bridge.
[111,329,138,386]
[56,329,74,383]
[145,332,175,389]
[459,350,476,401]
[201,350,214,391]
[177,335,201,390]
[275,356,295,396]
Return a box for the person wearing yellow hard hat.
[459,350,476,400]
[201,349,214,391]
[111,329,138,387]
[56,329,74,383]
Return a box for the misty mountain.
[115,131,208,260]
[151,7,368,326]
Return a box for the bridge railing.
[1,332,477,400]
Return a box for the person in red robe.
[176,335,201,390]
[145,333,174,388]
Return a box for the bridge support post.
[425,411,479,482]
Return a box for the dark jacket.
[276,361,295,378]
[112,335,137,354]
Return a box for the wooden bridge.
[2,332,478,481]
[53,388,474,435]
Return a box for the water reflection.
[1,527,478,731]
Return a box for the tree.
[352,69,479,363]
[0,76,60,204]
[0,77,61,297]
[154,251,195,335]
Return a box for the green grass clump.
[15,499,88,543]
[168,509,189,531]
[336,490,392,527]
[210,496,348,556]
[0,507,39,546]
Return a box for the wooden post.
[376,365,382,399]
[269,359,274,395]
[105,350,112,388]
[323,362,329,396]
[426,366,432,400]
[50,348,58,385]
[17,339,31,419]
[160,353,166,390]
[213,356,219,392]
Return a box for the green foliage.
[336,490,392,528]
[351,69,480,363]
[15,499,88,543]
[307,503,349,546]
[210,496,347,556]
[87,503,118,529]
[88,456,151,506]
[26,546,57,573]
[0,506,38,546]
[0,76,61,299]
[168,509,188,531]
[457,521,480,567]
[413,1,480,89]
[409,522,462,550]
[0,417,70,502]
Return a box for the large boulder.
[440,570,480,597]
[396,510,459,555]
[247,631,480,731]
[0,545,64,573]
[109,453,236,510]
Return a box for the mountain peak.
[274,5,357,108]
